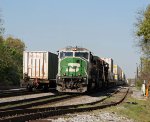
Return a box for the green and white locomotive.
[56,46,109,93]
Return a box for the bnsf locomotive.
[56,46,110,93]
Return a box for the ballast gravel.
[0,92,55,103]
[41,112,134,122]
[47,94,107,107]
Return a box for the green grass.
[105,97,150,122]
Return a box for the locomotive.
[56,46,110,93]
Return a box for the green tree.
[139,58,150,81]
[0,10,25,86]
[135,4,150,83]
[5,37,25,77]
[136,5,150,57]
[0,10,4,36]
[0,36,25,85]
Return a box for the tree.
[0,10,4,36]
[136,5,150,57]
[139,58,150,81]
[135,4,150,84]
[0,36,26,85]
[5,36,26,77]
[0,10,26,86]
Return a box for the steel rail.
[0,93,63,107]
[0,87,128,122]
[0,94,81,111]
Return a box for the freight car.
[56,46,110,93]
[113,65,126,85]
[101,58,115,85]
[101,58,113,73]
[23,51,58,91]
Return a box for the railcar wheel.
[42,84,49,92]
[26,84,34,92]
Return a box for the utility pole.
[140,58,143,73]
[135,72,136,86]
[136,63,138,79]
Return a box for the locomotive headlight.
[78,74,81,76]
[63,73,66,76]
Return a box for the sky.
[1,0,150,78]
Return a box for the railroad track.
[0,86,129,122]
[0,92,81,111]
[0,89,27,98]
[0,88,57,98]
[0,89,44,98]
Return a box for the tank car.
[56,46,109,93]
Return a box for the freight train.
[56,46,123,93]
[23,47,126,92]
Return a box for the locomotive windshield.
[75,52,89,59]
[60,52,73,58]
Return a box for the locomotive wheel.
[87,79,92,91]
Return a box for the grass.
[103,96,150,122]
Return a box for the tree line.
[0,14,25,86]
[135,4,150,86]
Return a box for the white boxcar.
[23,51,58,90]
[101,58,113,73]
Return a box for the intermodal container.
[101,58,113,73]
[23,51,58,80]
[113,65,122,81]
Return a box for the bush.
[0,36,25,86]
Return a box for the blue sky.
[1,0,150,78]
